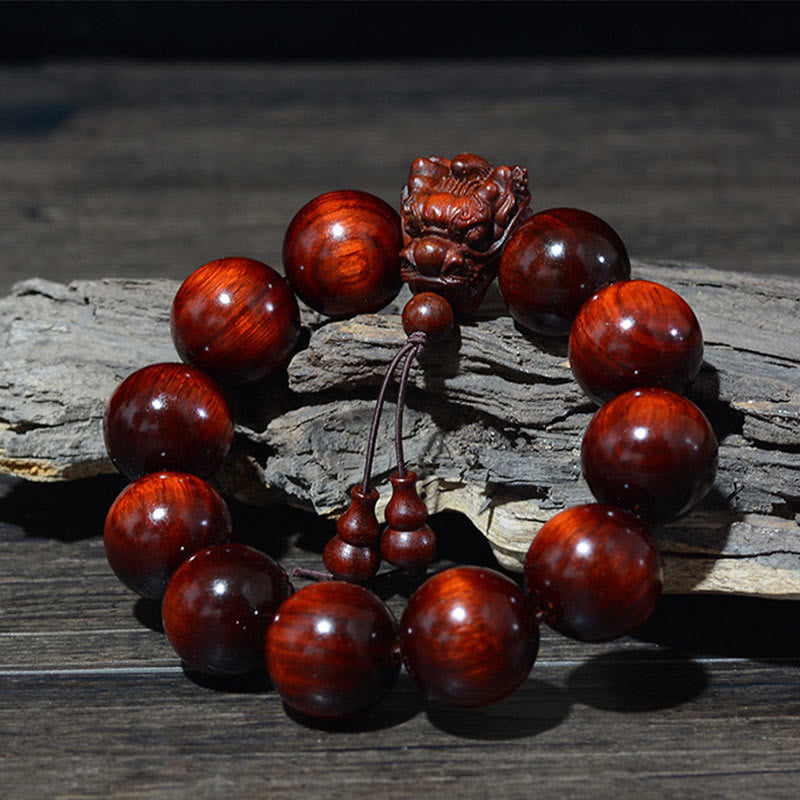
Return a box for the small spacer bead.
[401,292,455,343]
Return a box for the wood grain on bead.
[103,471,232,599]
[582,388,718,521]
[171,257,300,386]
[568,279,703,405]
[499,207,630,337]
[401,292,454,342]
[400,566,539,707]
[282,190,403,318]
[103,363,234,480]
[265,582,400,719]
[322,535,380,582]
[162,543,292,676]
[524,504,663,642]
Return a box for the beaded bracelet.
[102,153,718,720]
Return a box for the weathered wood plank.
[1,260,798,597]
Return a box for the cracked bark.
[1,262,798,597]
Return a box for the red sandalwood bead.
[265,581,400,719]
[381,471,436,571]
[499,207,630,337]
[336,484,381,546]
[582,388,718,520]
[400,566,540,707]
[104,363,234,480]
[171,257,300,386]
[283,190,403,318]
[322,535,380,582]
[524,504,663,642]
[569,279,704,405]
[104,472,232,599]
[162,543,292,676]
[401,292,455,342]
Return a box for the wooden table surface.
[1,60,799,798]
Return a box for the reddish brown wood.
[524,504,663,642]
[171,257,300,386]
[380,471,436,571]
[322,535,380,582]
[499,207,630,337]
[399,566,539,707]
[336,484,380,546]
[265,581,400,719]
[103,363,234,480]
[162,543,292,676]
[582,388,718,521]
[401,292,454,342]
[282,190,403,318]
[568,278,703,405]
[103,471,232,599]
[400,154,531,315]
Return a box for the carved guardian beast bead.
[400,153,531,314]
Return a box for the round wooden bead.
[401,292,454,342]
[499,207,630,337]
[162,543,292,676]
[524,504,663,642]
[569,279,704,405]
[265,581,400,719]
[171,257,300,386]
[380,525,437,571]
[104,471,232,599]
[322,535,380,582]
[582,388,718,520]
[104,363,234,480]
[400,566,539,707]
[282,190,403,318]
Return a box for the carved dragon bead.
[400,153,531,315]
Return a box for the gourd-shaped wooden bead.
[380,471,436,570]
[336,485,381,546]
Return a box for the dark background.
[2,1,799,62]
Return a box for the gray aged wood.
[2,260,798,598]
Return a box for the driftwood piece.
[1,261,799,598]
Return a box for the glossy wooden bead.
[104,471,232,599]
[322,535,380,582]
[524,504,663,642]
[384,471,428,529]
[162,543,292,676]
[283,189,403,318]
[336,484,380,546]
[499,207,630,337]
[401,292,454,342]
[569,279,704,405]
[104,363,234,480]
[171,256,300,386]
[265,581,400,719]
[400,566,539,707]
[582,388,718,520]
[381,471,436,570]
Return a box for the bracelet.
[102,152,717,720]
